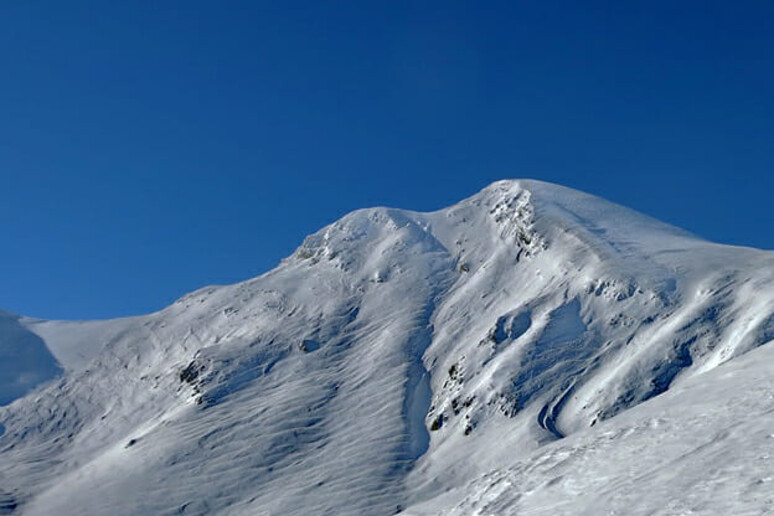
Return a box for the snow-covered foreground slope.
[1,179,774,515]
[408,341,774,516]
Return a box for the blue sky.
[1,1,772,319]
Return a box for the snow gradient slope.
[1,180,773,515]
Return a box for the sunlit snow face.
[3,181,774,516]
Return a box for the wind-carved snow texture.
[2,179,774,515]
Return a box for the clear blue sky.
[1,1,772,320]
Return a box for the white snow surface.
[2,179,774,515]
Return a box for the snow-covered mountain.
[2,179,774,515]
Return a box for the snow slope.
[408,340,774,516]
[0,311,61,407]
[1,179,774,515]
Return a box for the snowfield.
[1,179,774,515]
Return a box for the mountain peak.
[480,179,699,244]
[2,181,774,515]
